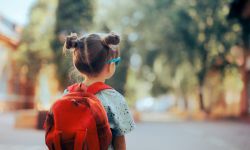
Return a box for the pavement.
[126,121,250,150]
[0,113,45,150]
[1,113,250,150]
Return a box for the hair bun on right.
[104,32,120,45]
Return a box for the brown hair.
[63,32,120,76]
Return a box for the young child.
[63,32,135,150]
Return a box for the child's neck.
[83,76,106,86]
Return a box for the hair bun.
[65,33,78,49]
[104,32,120,45]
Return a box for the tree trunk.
[182,94,189,111]
[240,50,249,116]
[198,85,205,111]
[240,24,250,116]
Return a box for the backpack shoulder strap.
[87,82,112,95]
[67,83,86,92]
[66,82,112,95]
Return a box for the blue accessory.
[107,57,121,65]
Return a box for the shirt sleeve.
[96,89,136,136]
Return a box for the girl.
[63,32,135,150]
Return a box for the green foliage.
[168,0,240,110]
[54,0,94,33]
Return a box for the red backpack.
[44,82,112,150]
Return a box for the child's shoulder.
[97,88,135,136]
[95,88,128,107]
[99,88,123,96]
[97,88,125,101]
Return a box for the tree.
[228,0,250,115]
[161,0,239,112]
[95,0,240,110]
[51,0,94,89]
[126,0,239,110]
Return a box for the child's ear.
[105,63,114,73]
[103,64,111,74]
[104,63,115,79]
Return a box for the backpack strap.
[74,130,87,150]
[53,130,62,150]
[67,82,112,95]
[86,82,112,94]
[67,83,87,93]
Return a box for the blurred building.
[0,15,21,112]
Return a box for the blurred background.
[0,0,250,149]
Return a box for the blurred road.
[126,121,250,150]
[0,113,45,150]
[0,113,250,150]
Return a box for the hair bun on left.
[65,33,78,49]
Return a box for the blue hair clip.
[107,57,121,65]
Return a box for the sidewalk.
[0,113,46,150]
[1,112,250,150]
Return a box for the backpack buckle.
[71,99,79,106]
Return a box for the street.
[126,121,250,150]
[0,113,250,150]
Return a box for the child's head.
[64,32,120,79]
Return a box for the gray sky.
[0,0,36,25]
